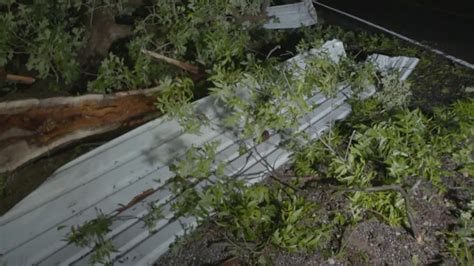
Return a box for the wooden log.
[0,87,162,173]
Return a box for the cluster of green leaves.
[295,97,474,231]
[158,41,385,259]
[165,139,332,257]
[295,105,446,226]
[0,1,86,83]
[62,212,116,265]
[434,99,474,263]
[27,22,85,84]
[87,29,162,93]
[176,177,331,258]
[140,0,269,68]
[91,0,275,95]
[374,71,412,109]
[210,62,313,143]
[62,202,167,264]
[0,0,141,91]
[154,76,205,133]
[446,199,474,265]
[433,99,474,177]
[0,0,15,67]
[302,55,345,98]
[87,53,133,93]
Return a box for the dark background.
[317,0,474,63]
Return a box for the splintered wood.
[0,89,160,173]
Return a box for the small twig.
[89,0,96,27]
[410,179,422,195]
[344,130,356,161]
[249,144,300,192]
[6,74,36,84]
[113,188,156,215]
[282,71,294,91]
[318,133,339,156]
[266,45,281,60]
[141,49,200,74]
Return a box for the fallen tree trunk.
[0,87,162,173]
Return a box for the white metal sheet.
[264,0,318,29]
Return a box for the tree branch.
[141,49,200,74]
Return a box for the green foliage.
[154,77,205,134]
[374,71,412,110]
[1,2,86,84]
[143,203,165,231]
[208,56,354,143]
[295,107,448,226]
[197,21,251,66]
[26,21,84,84]
[348,61,377,93]
[294,97,474,230]
[88,31,164,93]
[63,212,115,264]
[87,53,135,93]
[174,178,331,256]
[0,9,15,67]
[431,99,474,264]
[303,55,344,98]
[433,99,474,176]
[0,0,140,89]
[139,0,269,69]
[446,202,474,265]
[170,141,222,181]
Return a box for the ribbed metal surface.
[0,40,419,265]
[264,0,318,29]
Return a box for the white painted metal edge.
[313,0,474,70]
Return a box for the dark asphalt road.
[317,0,474,63]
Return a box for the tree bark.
[0,87,162,173]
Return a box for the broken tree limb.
[0,69,36,85]
[0,87,162,173]
[141,49,200,74]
